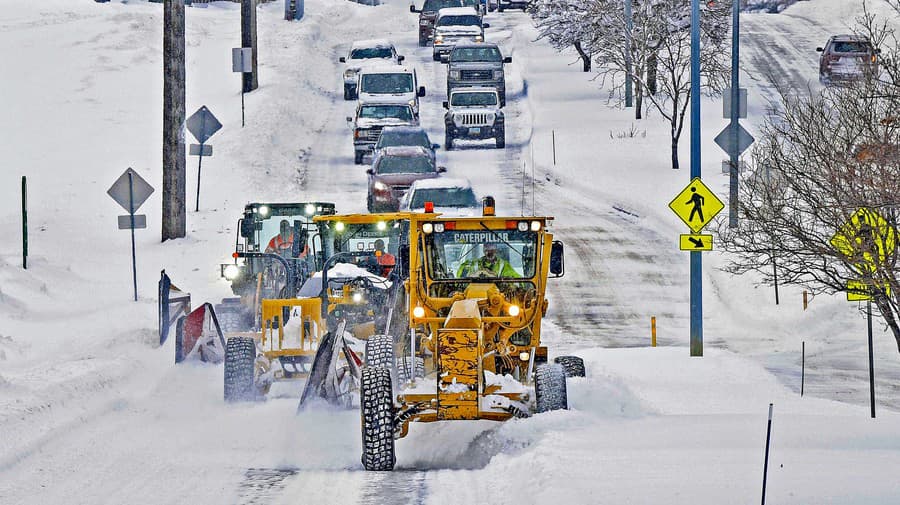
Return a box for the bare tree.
[634,1,731,168]
[529,0,598,72]
[714,13,900,352]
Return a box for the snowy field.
[1,0,899,503]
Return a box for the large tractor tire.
[224,337,258,402]
[215,302,253,333]
[534,363,568,413]
[365,334,395,368]
[396,356,425,383]
[553,355,586,378]
[360,366,396,471]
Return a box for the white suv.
[432,7,488,61]
[356,65,426,117]
[443,87,504,149]
[340,39,404,100]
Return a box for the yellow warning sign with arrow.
[669,178,725,233]
[680,234,713,251]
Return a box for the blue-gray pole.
[624,0,633,108]
[690,0,703,356]
[21,176,27,270]
[128,171,138,302]
[728,0,740,227]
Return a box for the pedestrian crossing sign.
[669,178,725,233]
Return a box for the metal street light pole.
[625,0,633,108]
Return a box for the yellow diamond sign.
[830,208,896,273]
[669,178,725,233]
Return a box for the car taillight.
[871,54,877,63]
[354,130,360,139]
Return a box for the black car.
[374,126,440,163]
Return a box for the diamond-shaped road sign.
[830,208,896,273]
[669,178,725,234]
[108,168,154,213]
[186,105,222,145]
[714,121,755,157]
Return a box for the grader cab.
[223,213,412,407]
[359,208,583,471]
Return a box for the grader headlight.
[223,264,240,280]
[422,223,434,234]
[507,304,520,317]
[412,305,426,318]
[335,221,346,232]
[519,351,530,361]
[530,220,542,231]
[352,292,364,303]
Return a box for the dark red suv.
[410,0,464,47]
[817,35,879,85]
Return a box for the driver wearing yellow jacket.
[457,243,520,278]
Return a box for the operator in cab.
[457,242,519,278]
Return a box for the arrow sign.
[186,105,222,144]
[714,121,754,157]
[679,234,713,251]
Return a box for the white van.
[356,65,426,117]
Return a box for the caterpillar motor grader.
[223,212,413,406]
[358,199,583,471]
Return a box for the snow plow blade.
[297,320,362,409]
[175,303,227,364]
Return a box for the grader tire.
[534,363,568,413]
[360,367,396,471]
[215,303,253,333]
[553,355,586,378]
[365,334,395,368]
[396,356,425,382]
[224,337,258,402]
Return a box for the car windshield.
[361,73,414,94]
[350,47,394,60]
[423,0,463,12]
[437,15,480,27]
[376,156,435,174]
[411,187,477,208]
[359,105,413,121]
[377,130,431,150]
[426,229,536,279]
[832,41,871,53]
[451,47,501,62]
[450,92,497,106]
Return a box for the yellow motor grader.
[223,212,412,406]
[359,201,584,471]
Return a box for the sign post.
[669,177,725,356]
[831,208,896,419]
[108,168,154,301]
[232,47,252,127]
[186,106,222,212]
[21,176,27,269]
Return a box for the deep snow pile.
[1,0,900,503]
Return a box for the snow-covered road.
[2,1,900,503]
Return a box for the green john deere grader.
[221,211,414,407]
[358,202,584,470]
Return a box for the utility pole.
[162,0,186,241]
[728,0,740,227]
[624,0,633,108]
[242,0,259,93]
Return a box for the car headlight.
[474,35,483,42]
[435,35,444,44]
[374,181,389,191]
[449,70,461,80]
[408,98,417,109]
[344,69,357,79]
[224,264,240,280]
[493,70,503,80]
[420,19,429,26]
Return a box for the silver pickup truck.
[442,42,511,107]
